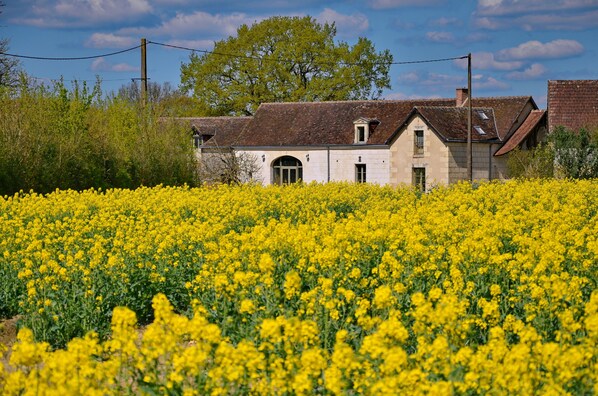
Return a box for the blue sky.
[2,0,598,108]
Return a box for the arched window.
[272,156,303,185]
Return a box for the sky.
[2,0,598,109]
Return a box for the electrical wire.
[0,44,142,61]
[1,40,467,66]
[1,40,468,84]
[148,40,467,66]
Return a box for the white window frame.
[354,120,369,144]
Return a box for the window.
[474,125,487,135]
[356,164,366,183]
[354,119,369,144]
[413,167,426,192]
[477,110,489,120]
[357,126,366,143]
[272,156,303,185]
[414,130,424,155]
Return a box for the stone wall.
[389,115,450,190]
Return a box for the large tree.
[180,16,393,116]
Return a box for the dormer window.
[357,126,366,142]
[354,118,371,144]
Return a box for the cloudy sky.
[2,0,597,108]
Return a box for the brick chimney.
[456,87,469,107]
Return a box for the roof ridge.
[549,79,598,83]
[257,96,531,106]
[176,116,253,119]
[416,105,496,110]
[259,98,455,106]
[474,95,531,100]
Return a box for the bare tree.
[198,148,262,185]
[0,2,22,88]
[116,80,180,104]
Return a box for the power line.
[148,40,467,66]
[1,39,467,66]
[0,45,142,61]
[2,39,468,86]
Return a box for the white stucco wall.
[233,146,390,185]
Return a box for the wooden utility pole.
[467,52,473,182]
[141,38,148,106]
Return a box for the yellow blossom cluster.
[1,179,597,394]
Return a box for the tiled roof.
[191,96,533,147]
[180,117,251,146]
[471,96,533,140]
[230,100,453,146]
[548,80,598,132]
[414,106,499,142]
[495,110,546,156]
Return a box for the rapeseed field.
[0,180,596,394]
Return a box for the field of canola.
[0,180,597,395]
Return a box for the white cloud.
[393,19,417,30]
[317,8,369,38]
[164,39,215,51]
[91,57,138,72]
[465,32,491,43]
[430,17,462,27]
[397,72,421,84]
[474,17,501,30]
[86,33,138,49]
[398,71,464,88]
[118,11,255,39]
[152,0,189,3]
[476,0,597,16]
[496,40,584,60]
[426,31,455,43]
[369,0,443,9]
[506,63,547,80]
[454,52,523,71]
[12,0,152,28]
[473,75,509,90]
[474,0,598,30]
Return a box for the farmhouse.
[183,88,544,189]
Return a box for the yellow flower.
[239,299,256,314]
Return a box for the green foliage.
[180,16,393,116]
[507,126,598,179]
[551,126,598,179]
[507,144,554,179]
[0,78,199,195]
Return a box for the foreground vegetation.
[1,181,597,394]
[0,78,199,196]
